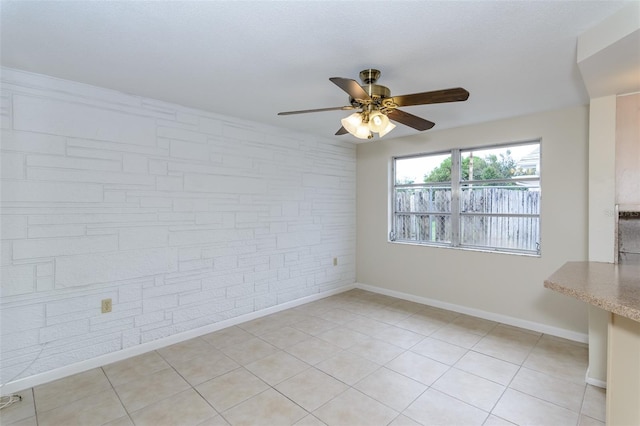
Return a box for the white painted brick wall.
[0,67,356,386]
[13,235,119,259]
[13,95,157,146]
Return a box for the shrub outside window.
[391,141,541,255]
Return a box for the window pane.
[394,214,451,243]
[460,185,540,215]
[395,153,452,184]
[392,141,541,255]
[429,215,452,243]
[394,214,413,240]
[460,143,539,181]
[395,187,452,213]
[460,215,539,252]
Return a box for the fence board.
[394,186,540,251]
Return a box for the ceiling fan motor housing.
[348,69,391,109]
[364,84,390,99]
[349,84,391,107]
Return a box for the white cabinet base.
[606,313,640,425]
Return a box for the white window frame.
[390,140,541,256]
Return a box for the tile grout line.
[156,345,225,425]
[18,291,600,426]
[99,364,135,425]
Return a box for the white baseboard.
[1,284,355,395]
[585,368,607,389]
[3,281,589,395]
[355,282,589,344]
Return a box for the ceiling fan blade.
[329,77,371,101]
[392,87,469,107]
[335,126,348,135]
[278,105,355,116]
[388,109,435,131]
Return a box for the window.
[391,141,541,255]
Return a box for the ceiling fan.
[278,69,469,140]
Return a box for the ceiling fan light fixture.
[378,120,396,137]
[341,112,362,133]
[353,123,372,139]
[341,112,371,139]
[368,111,389,133]
[278,69,469,139]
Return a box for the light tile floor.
[1,289,606,426]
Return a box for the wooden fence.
[394,186,540,252]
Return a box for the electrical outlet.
[101,298,112,314]
[333,257,338,266]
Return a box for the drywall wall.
[616,93,640,207]
[588,96,617,263]
[587,95,617,386]
[357,105,589,336]
[0,68,356,387]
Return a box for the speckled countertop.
[544,261,640,322]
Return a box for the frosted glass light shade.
[341,113,371,139]
[341,113,363,134]
[353,125,372,139]
[378,121,396,137]
[368,111,390,133]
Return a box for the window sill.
[388,240,541,258]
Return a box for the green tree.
[425,157,453,182]
[425,150,519,182]
[465,155,489,180]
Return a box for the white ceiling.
[0,1,631,142]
